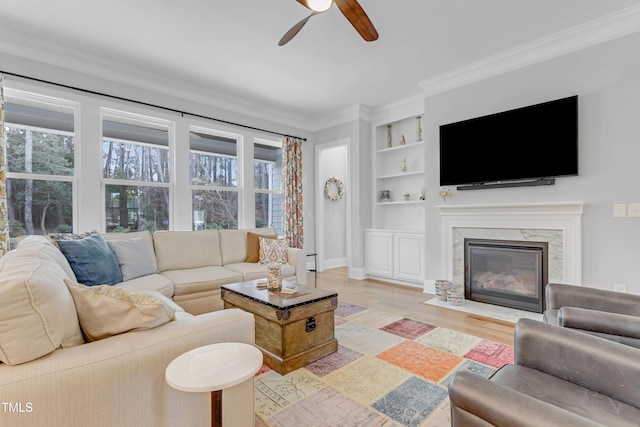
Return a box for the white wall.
[313,118,371,278]
[423,31,640,294]
[319,145,347,267]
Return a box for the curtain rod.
[0,70,307,141]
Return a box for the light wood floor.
[312,267,515,346]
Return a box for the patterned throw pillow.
[258,236,289,265]
[65,280,176,342]
[49,229,99,248]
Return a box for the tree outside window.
[102,118,171,233]
[190,131,239,230]
[4,100,75,238]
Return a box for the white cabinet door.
[365,231,393,277]
[394,233,424,283]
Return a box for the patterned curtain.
[0,76,10,255]
[281,136,303,249]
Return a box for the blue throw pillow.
[57,233,123,286]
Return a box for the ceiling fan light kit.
[307,0,332,12]
[280,0,378,46]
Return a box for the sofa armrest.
[514,318,640,409]
[546,283,640,314]
[449,371,602,427]
[287,247,307,286]
[0,309,256,427]
[558,307,640,339]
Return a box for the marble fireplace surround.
[425,202,584,320]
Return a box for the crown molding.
[419,4,640,97]
[370,94,424,125]
[311,104,373,132]
[0,29,316,133]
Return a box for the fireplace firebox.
[464,239,548,313]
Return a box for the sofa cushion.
[57,233,123,286]
[65,280,176,342]
[115,273,174,298]
[161,266,242,296]
[107,237,158,281]
[259,236,289,264]
[154,230,222,271]
[225,262,296,281]
[245,230,277,263]
[0,247,84,365]
[18,235,78,282]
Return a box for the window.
[189,130,239,230]
[102,115,171,233]
[254,139,282,234]
[4,96,76,238]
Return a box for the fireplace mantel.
[433,202,584,295]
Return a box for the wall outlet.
[613,204,627,218]
[614,283,627,293]
[629,203,640,218]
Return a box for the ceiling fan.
[279,0,378,46]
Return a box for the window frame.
[3,88,79,236]
[188,126,243,231]
[253,137,283,233]
[100,108,174,232]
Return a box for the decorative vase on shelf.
[400,158,407,172]
[416,116,423,142]
[400,134,406,145]
[386,125,392,148]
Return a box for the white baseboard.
[349,267,367,280]
[323,257,347,270]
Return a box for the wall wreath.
[324,177,345,201]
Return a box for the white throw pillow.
[107,237,158,281]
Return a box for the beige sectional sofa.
[0,228,307,426]
[0,233,258,426]
[103,228,308,314]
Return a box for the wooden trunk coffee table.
[221,281,338,375]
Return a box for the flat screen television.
[439,95,578,189]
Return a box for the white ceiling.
[1,0,640,128]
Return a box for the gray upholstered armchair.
[544,282,640,348]
[448,318,640,426]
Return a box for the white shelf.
[377,141,423,154]
[377,171,424,180]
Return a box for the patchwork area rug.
[255,302,514,427]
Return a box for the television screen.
[439,95,578,188]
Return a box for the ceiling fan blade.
[295,0,312,10]
[333,0,378,41]
[279,12,317,46]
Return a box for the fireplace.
[464,239,548,313]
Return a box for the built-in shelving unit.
[373,116,425,230]
[366,114,426,287]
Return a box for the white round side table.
[165,342,263,427]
